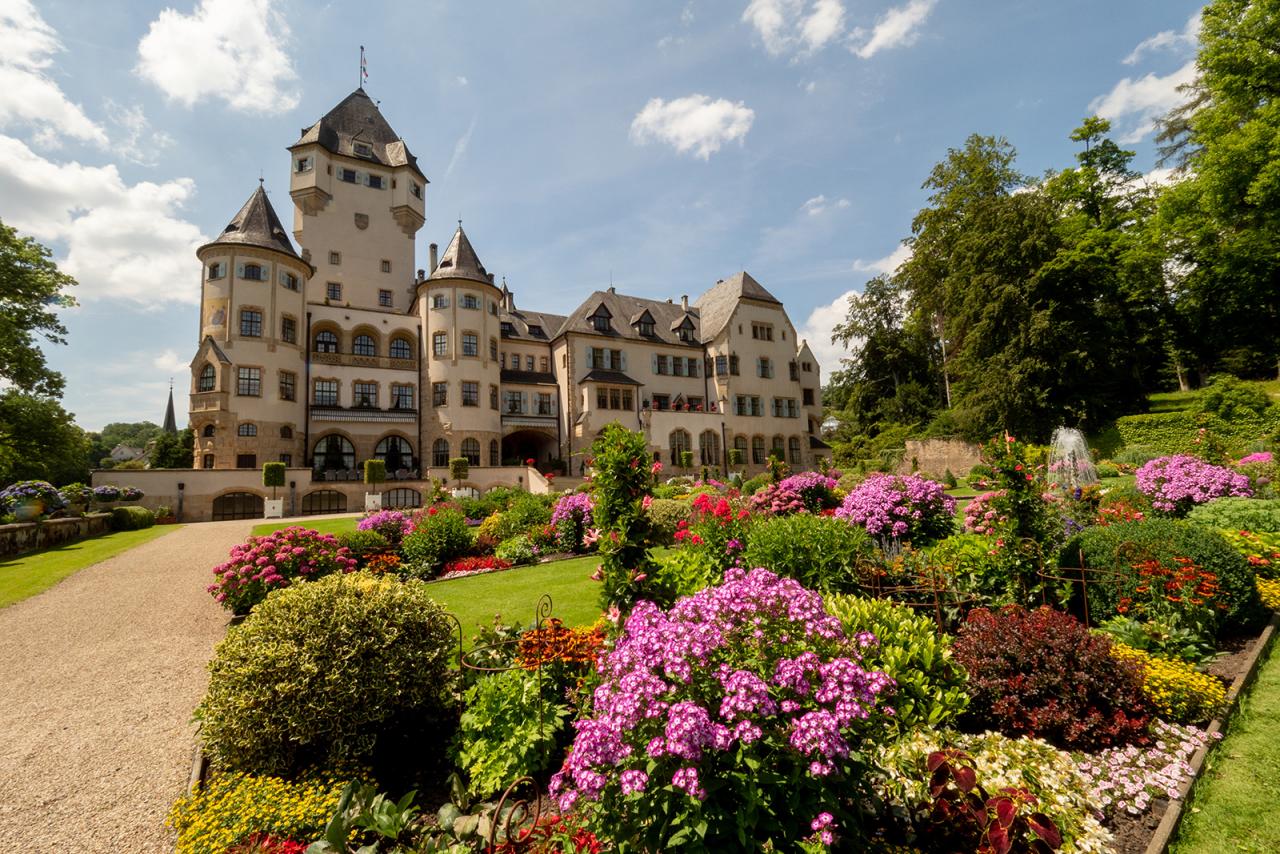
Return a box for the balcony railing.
[310,404,417,423]
[310,351,417,371]
[190,390,229,412]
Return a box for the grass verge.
[1170,635,1280,854]
[0,525,177,607]
[251,516,359,537]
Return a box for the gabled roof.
[293,88,426,180]
[429,226,493,284]
[201,184,300,258]
[693,271,781,342]
[500,306,569,340]
[557,290,702,347]
[190,336,231,367]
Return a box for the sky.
[0,0,1205,431]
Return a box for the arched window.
[301,490,346,515]
[212,492,263,520]
[752,436,766,465]
[390,336,412,360]
[198,363,215,392]
[382,487,421,509]
[280,425,293,439]
[314,434,355,471]
[202,424,216,438]
[734,435,748,459]
[669,429,691,465]
[314,330,338,353]
[771,435,785,461]
[242,263,263,281]
[375,435,414,473]
[237,423,257,437]
[432,438,449,467]
[489,439,499,467]
[788,436,802,464]
[461,437,480,466]
[353,334,376,356]
[699,430,721,466]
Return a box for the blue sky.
[0,0,1203,430]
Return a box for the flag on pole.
[360,46,368,86]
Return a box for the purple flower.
[1136,455,1253,515]
[834,474,955,542]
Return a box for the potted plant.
[262,462,286,518]
[363,459,386,511]
[679,450,694,470]
[450,457,470,494]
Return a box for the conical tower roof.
[162,382,178,434]
[201,183,299,258]
[428,225,493,284]
[292,88,425,180]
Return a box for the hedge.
[110,505,155,530]
[1115,410,1280,457]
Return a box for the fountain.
[1048,427,1098,492]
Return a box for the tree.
[0,220,77,397]
[0,390,89,486]
[149,428,194,469]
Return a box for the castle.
[180,87,829,518]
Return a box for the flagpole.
[359,45,364,90]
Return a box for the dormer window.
[528,325,545,338]
[590,305,613,333]
[500,321,515,336]
[677,326,693,343]
[295,156,312,173]
[353,142,373,158]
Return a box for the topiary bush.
[197,572,457,777]
[743,513,875,593]
[952,605,1152,751]
[825,595,970,735]
[1063,518,1264,635]
[208,527,358,614]
[645,497,690,545]
[399,507,471,578]
[110,505,155,530]
[1186,497,1280,533]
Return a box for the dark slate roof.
[292,88,425,180]
[558,290,701,347]
[693,271,780,342]
[580,368,643,386]
[809,435,831,450]
[500,306,569,340]
[429,226,493,284]
[162,386,177,434]
[201,185,300,258]
[500,369,558,386]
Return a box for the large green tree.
[0,220,76,397]
[0,391,89,486]
[149,428,194,469]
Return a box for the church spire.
[162,379,178,434]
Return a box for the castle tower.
[417,225,504,474]
[189,183,310,469]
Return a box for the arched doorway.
[501,429,558,467]
[375,435,414,474]
[212,492,263,521]
[382,488,422,509]
[301,489,347,514]
[314,434,355,471]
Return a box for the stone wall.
[0,513,113,559]
[896,438,983,478]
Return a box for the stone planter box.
[0,513,113,559]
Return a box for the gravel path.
[0,519,262,852]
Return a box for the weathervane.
[360,45,368,89]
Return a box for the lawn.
[251,516,360,537]
[0,525,177,607]
[1172,635,1280,854]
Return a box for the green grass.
[1171,634,1280,854]
[1148,389,1201,413]
[251,516,359,537]
[0,525,177,607]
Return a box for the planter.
[263,498,284,519]
[364,492,382,512]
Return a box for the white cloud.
[800,194,850,216]
[802,80,817,94]
[454,75,469,87]
[850,0,937,59]
[106,101,175,166]
[1123,11,1201,65]
[681,1,695,26]
[630,94,755,159]
[799,289,857,369]
[444,115,477,180]
[152,348,190,376]
[0,0,107,146]
[742,0,848,57]
[1089,59,1196,143]
[136,0,299,112]
[800,0,846,52]
[852,242,912,275]
[0,135,207,306]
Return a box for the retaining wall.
[0,513,113,559]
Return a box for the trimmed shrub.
[336,529,389,562]
[262,462,286,494]
[825,595,970,734]
[1063,519,1264,635]
[740,473,770,495]
[1115,445,1160,467]
[399,508,470,578]
[743,513,875,593]
[645,497,690,545]
[1194,375,1273,421]
[110,505,155,530]
[197,573,457,776]
[495,534,537,565]
[1116,410,1280,457]
[448,457,469,484]
[208,527,358,614]
[363,458,386,485]
[952,605,1152,751]
[1186,497,1280,533]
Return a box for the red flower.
[525,458,536,466]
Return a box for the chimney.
[416,268,425,282]
[428,243,438,274]
[607,286,616,294]
[681,294,688,311]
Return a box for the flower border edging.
[1144,611,1279,854]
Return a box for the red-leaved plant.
[923,749,1063,854]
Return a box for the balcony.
[310,351,417,372]
[190,390,229,413]
[310,404,417,423]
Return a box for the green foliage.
[495,534,536,565]
[652,547,721,599]
[400,509,471,578]
[942,468,957,488]
[1195,375,1274,421]
[825,595,970,734]
[363,458,386,485]
[148,428,194,469]
[453,669,570,799]
[0,219,77,397]
[1064,518,1265,636]
[589,423,661,610]
[197,572,457,777]
[1095,462,1120,478]
[927,533,1019,607]
[448,457,469,483]
[457,487,520,520]
[493,492,554,540]
[727,448,743,466]
[308,781,421,854]
[109,505,155,530]
[645,497,690,545]
[0,390,89,486]
[1187,498,1280,533]
[337,529,390,560]
[1116,410,1280,458]
[743,514,875,593]
[262,461,286,489]
[740,473,770,495]
[678,450,694,469]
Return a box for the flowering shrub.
[551,492,595,552]
[495,534,538,565]
[1238,451,1275,466]
[400,507,471,578]
[1075,720,1218,818]
[743,513,875,593]
[750,471,840,516]
[167,771,344,854]
[834,473,955,544]
[120,485,144,501]
[0,480,66,517]
[1136,455,1252,515]
[438,555,514,580]
[1110,642,1227,724]
[1113,555,1223,648]
[207,527,357,614]
[363,553,402,575]
[1258,577,1280,609]
[356,509,412,545]
[550,567,895,850]
[589,424,663,610]
[517,617,607,674]
[953,606,1152,751]
[92,484,121,502]
[673,492,751,571]
[962,490,1008,535]
[874,730,1111,854]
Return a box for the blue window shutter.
[619,352,626,371]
